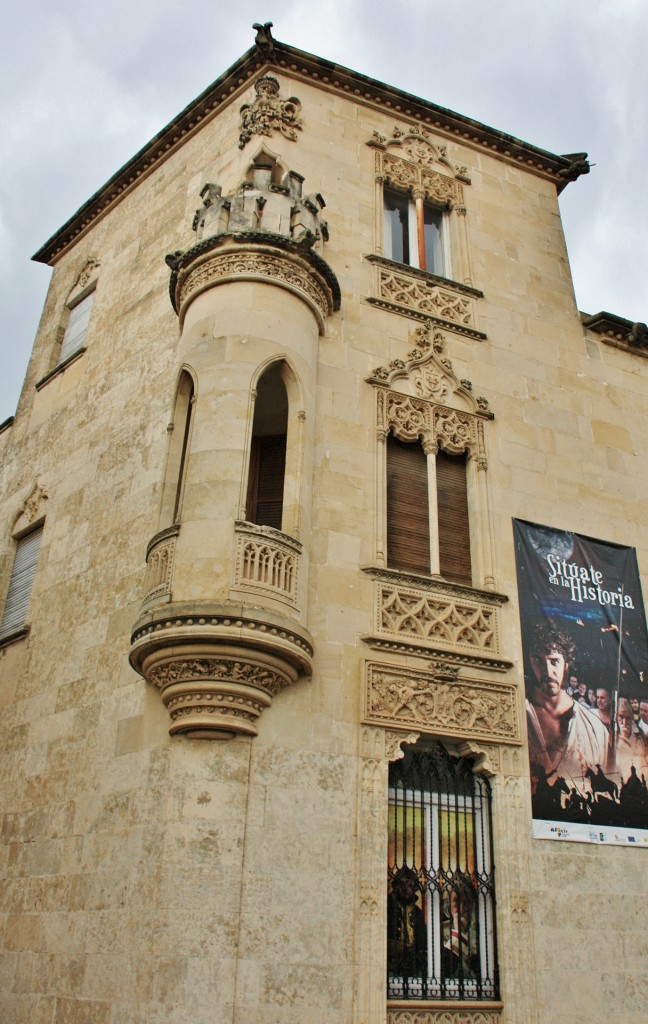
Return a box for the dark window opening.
[246,364,288,531]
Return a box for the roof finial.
[253,22,276,61]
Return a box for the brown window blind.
[436,450,471,586]
[387,435,431,574]
[247,434,286,530]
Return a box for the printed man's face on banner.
[530,649,567,697]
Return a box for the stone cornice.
[168,231,341,330]
[581,310,648,357]
[33,38,588,266]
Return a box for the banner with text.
[513,519,648,847]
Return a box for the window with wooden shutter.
[437,450,472,586]
[0,526,43,640]
[387,434,431,574]
[247,434,287,530]
[246,363,288,531]
[59,290,94,364]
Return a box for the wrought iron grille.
[387,743,499,1001]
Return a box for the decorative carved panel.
[376,264,475,329]
[364,661,519,744]
[377,581,501,659]
[233,521,300,606]
[369,324,490,415]
[387,1010,501,1024]
[141,526,178,609]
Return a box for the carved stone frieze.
[173,240,338,334]
[387,1011,501,1024]
[239,75,302,149]
[364,661,519,744]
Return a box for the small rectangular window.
[59,290,94,364]
[0,526,43,640]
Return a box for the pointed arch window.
[387,742,499,1002]
[160,370,195,529]
[246,362,289,532]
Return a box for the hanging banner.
[513,519,648,847]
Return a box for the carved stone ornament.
[377,388,486,466]
[67,257,100,306]
[374,264,474,327]
[239,75,302,149]
[387,1010,501,1024]
[141,525,178,610]
[369,125,470,200]
[172,239,338,334]
[129,604,313,739]
[13,481,48,536]
[364,661,519,744]
[376,579,503,661]
[369,323,491,416]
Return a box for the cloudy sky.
[2,1,647,419]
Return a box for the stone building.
[1,23,647,1024]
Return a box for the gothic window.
[386,434,431,575]
[246,362,289,532]
[437,449,471,587]
[160,370,195,528]
[387,742,499,1003]
[386,433,472,586]
[383,187,447,276]
[371,324,495,591]
[0,525,44,642]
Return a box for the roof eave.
[32,37,589,266]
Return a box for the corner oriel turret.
[129,153,340,739]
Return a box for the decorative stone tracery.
[369,126,469,209]
[232,520,300,605]
[371,263,479,333]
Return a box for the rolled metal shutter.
[0,526,43,638]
